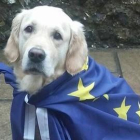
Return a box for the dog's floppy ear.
[66,21,88,75]
[4,10,27,63]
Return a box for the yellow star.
[113,97,131,120]
[136,102,140,124]
[68,78,95,101]
[81,57,89,71]
[103,94,109,100]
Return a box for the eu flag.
[0,56,140,140]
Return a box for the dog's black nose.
[28,48,46,63]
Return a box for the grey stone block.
[118,50,140,93]
[0,102,12,140]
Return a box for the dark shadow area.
[0,0,140,49]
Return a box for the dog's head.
[4,6,88,92]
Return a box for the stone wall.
[0,0,140,49]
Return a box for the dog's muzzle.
[24,47,46,75]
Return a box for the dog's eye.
[53,32,62,40]
[24,26,33,33]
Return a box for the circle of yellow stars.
[67,76,140,124]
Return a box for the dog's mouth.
[24,68,42,75]
[23,63,45,75]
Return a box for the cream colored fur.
[4,6,88,94]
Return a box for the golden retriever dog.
[4,6,88,94]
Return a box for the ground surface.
[0,49,140,139]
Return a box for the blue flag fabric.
[0,56,140,140]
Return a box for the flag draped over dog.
[0,57,140,140]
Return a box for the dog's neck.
[13,62,65,94]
